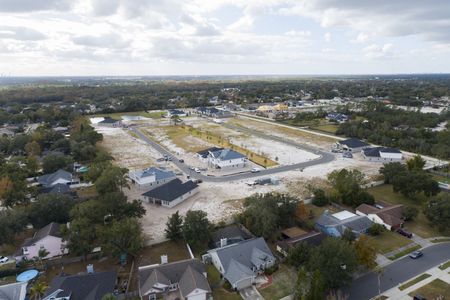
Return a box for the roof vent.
[161,255,168,264]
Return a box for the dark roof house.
[210,224,254,248]
[276,231,325,256]
[338,138,369,150]
[40,183,76,197]
[142,179,198,208]
[197,147,223,159]
[139,259,211,300]
[38,169,75,187]
[43,271,117,300]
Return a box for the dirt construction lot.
[92,114,439,244]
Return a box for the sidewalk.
[380,264,450,299]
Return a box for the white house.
[15,222,67,262]
[129,167,176,188]
[203,238,275,290]
[141,179,199,208]
[139,258,211,300]
[167,109,187,118]
[362,147,403,162]
[207,148,247,169]
[97,117,122,127]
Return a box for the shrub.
[368,223,386,236]
[312,189,329,207]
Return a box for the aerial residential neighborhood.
[1,1,450,300]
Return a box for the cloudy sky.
[1,0,450,76]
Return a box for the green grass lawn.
[206,264,221,286]
[408,279,450,299]
[366,184,441,238]
[311,123,340,134]
[388,245,421,260]
[439,260,450,270]
[399,273,431,290]
[138,241,191,266]
[212,288,242,300]
[368,230,413,254]
[259,265,296,300]
[431,173,450,184]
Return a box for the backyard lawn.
[259,265,296,300]
[96,110,164,120]
[212,288,242,300]
[366,184,441,238]
[408,279,450,299]
[137,241,191,266]
[368,230,413,254]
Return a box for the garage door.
[236,277,253,290]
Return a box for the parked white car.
[0,256,9,264]
[251,168,261,173]
[194,168,201,173]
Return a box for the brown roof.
[281,227,307,239]
[379,205,403,219]
[377,212,403,227]
[356,203,379,215]
[276,231,325,251]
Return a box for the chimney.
[161,255,168,264]
[87,264,94,274]
[220,238,227,248]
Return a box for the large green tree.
[182,210,210,248]
[165,211,184,241]
[327,169,374,207]
[28,193,75,228]
[99,218,144,258]
[95,166,129,195]
[424,193,450,235]
[42,153,73,174]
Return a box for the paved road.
[345,242,450,300]
[130,126,335,183]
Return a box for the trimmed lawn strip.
[369,230,413,254]
[431,238,450,243]
[439,260,450,270]
[212,288,242,300]
[388,244,421,260]
[259,265,296,300]
[138,241,191,266]
[408,279,450,299]
[366,184,441,238]
[180,124,277,168]
[206,264,221,286]
[399,273,431,291]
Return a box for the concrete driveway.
[239,286,265,300]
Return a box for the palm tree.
[30,281,48,300]
[36,247,49,270]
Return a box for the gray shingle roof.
[209,149,246,161]
[131,167,176,181]
[139,259,210,297]
[211,224,253,245]
[43,271,117,300]
[339,138,369,148]
[98,118,119,124]
[38,169,73,187]
[316,213,373,235]
[210,237,274,285]
[22,222,62,247]
[142,179,198,202]
[0,282,27,300]
[40,183,73,195]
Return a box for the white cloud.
[363,43,394,59]
[324,32,331,42]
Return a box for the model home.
[207,148,247,169]
[139,258,211,300]
[97,117,122,127]
[362,147,403,162]
[15,222,67,262]
[141,179,199,208]
[356,203,404,230]
[334,138,369,152]
[203,237,275,290]
[129,167,176,188]
[38,169,78,188]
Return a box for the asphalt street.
[130,126,335,183]
[345,242,450,300]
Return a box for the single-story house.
[315,210,373,238]
[139,258,211,300]
[43,270,117,300]
[356,203,404,230]
[167,109,187,118]
[38,169,79,188]
[210,224,254,248]
[97,117,121,127]
[326,113,348,123]
[141,179,199,208]
[129,167,176,188]
[207,148,247,169]
[0,282,28,300]
[276,228,325,257]
[203,237,276,290]
[15,222,67,262]
[40,183,77,198]
[334,138,370,152]
[362,147,403,162]
[0,127,15,137]
[196,107,233,118]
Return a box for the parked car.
[397,228,413,238]
[413,294,426,300]
[156,158,165,162]
[194,168,201,173]
[409,251,423,259]
[0,256,9,264]
[178,159,184,163]
[193,179,203,184]
[251,168,261,173]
